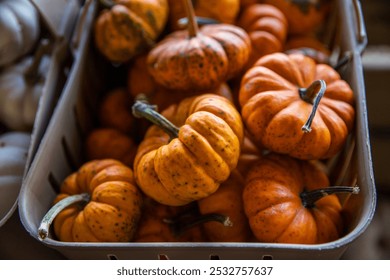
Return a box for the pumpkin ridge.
[184,111,240,171]
[317,105,348,158]
[239,66,295,106]
[253,53,306,87]
[154,139,219,203]
[179,124,231,182]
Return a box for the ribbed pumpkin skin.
[53,159,143,242]
[134,94,244,206]
[239,52,355,160]
[147,24,251,91]
[238,3,288,66]
[94,0,169,63]
[243,153,343,244]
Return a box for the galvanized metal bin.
[18,0,377,259]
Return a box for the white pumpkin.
[0,41,51,131]
[0,131,31,227]
[0,0,40,67]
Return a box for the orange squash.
[243,153,359,244]
[132,93,244,206]
[127,54,234,112]
[147,0,251,91]
[133,198,205,242]
[261,0,332,35]
[99,88,135,135]
[85,128,138,167]
[197,170,252,242]
[167,0,240,30]
[239,52,355,160]
[238,3,288,67]
[39,159,143,242]
[94,0,169,63]
[285,35,331,64]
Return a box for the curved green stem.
[300,185,359,208]
[132,97,179,140]
[299,79,327,133]
[164,213,232,237]
[38,193,90,240]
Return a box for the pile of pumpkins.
[0,0,52,226]
[39,0,360,245]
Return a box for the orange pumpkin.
[167,0,240,30]
[243,153,359,244]
[133,198,205,242]
[261,0,332,35]
[147,0,251,91]
[239,52,355,160]
[85,128,138,167]
[238,3,288,67]
[39,159,143,242]
[94,0,169,63]
[197,170,252,242]
[285,35,331,64]
[133,93,244,206]
[99,88,135,135]
[127,54,234,112]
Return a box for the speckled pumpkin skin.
[147,23,251,91]
[53,159,143,242]
[243,153,343,244]
[239,52,355,160]
[134,94,244,206]
[94,0,169,63]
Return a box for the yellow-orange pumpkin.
[133,94,244,206]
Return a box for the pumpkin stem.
[24,39,52,84]
[38,193,90,240]
[183,0,199,37]
[132,96,179,140]
[298,79,327,133]
[164,213,233,237]
[300,185,360,208]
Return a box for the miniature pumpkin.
[94,0,169,64]
[0,132,30,227]
[284,35,331,64]
[99,87,135,135]
[147,0,251,91]
[133,198,205,242]
[242,153,359,244]
[39,159,143,242]
[239,52,355,160]
[167,0,240,30]
[132,93,244,206]
[85,128,138,167]
[261,0,332,35]
[0,0,40,67]
[237,3,288,67]
[0,40,51,131]
[128,54,234,111]
[197,170,252,242]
